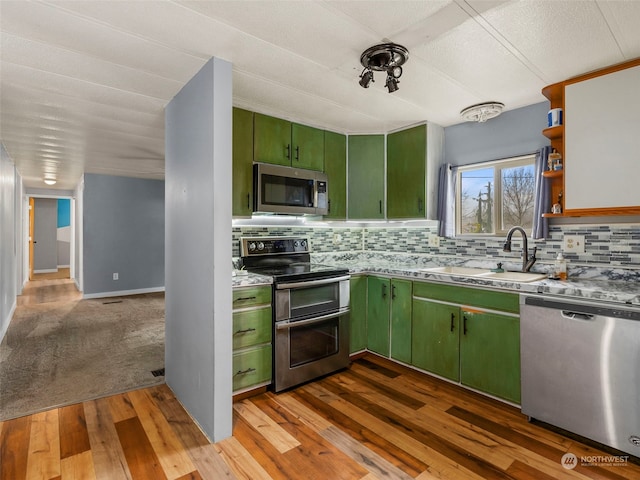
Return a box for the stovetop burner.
[240,237,349,283]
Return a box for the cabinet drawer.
[233,306,272,349]
[413,282,519,314]
[233,285,271,309]
[233,345,272,391]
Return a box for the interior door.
[29,196,35,280]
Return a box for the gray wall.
[0,143,20,343]
[83,173,164,296]
[444,102,549,165]
[33,198,58,272]
[165,57,232,442]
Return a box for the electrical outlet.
[563,235,585,253]
[113,273,119,280]
[428,234,440,247]
[332,233,342,245]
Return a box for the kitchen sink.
[420,266,546,283]
[477,271,547,283]
[420,266,491,276]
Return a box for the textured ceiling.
[1,0,639,189]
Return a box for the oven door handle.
[275,275,351,290]
[275,310,347,330]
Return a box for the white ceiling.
[1,0,639,190]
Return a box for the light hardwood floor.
[1,354,638,480]
[17,270,81,306]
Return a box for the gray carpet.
[0,293,165,421]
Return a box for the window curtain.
[437,163,456,238]
[531,146,551,239]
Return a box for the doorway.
[26,195,76,285]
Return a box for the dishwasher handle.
[561,310,595,321]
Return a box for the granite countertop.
[232,270,272,288]
[313,255,640,307]
[231,255,639,306]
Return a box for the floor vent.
[151,368,165,377]
[103,300,123,304]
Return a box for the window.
[456,154,535,235]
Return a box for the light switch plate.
[563,235,585,253]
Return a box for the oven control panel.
[242,237,309,256]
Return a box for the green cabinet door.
[232,108,254,216]
[292,123,324,171]
[254,113,292,166]
[459,309,521,403]
[412,299,460,381]
[349,275,367,353]
[366,276,390,356]
[387,124,426,219]
[348,135,385,219]
[324,131,347,219]
[390,279,412,363]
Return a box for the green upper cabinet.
[348,135,385,219]
[460,309,521,403]
[232,108,254,217]
[253,113,324,171]
[324,131,347,219]
[349,275,368,354]
[291,123,324,171]
[389,279,412,364]
[253,113,292,167]
[387,124,427,219]
[366,276,390,356]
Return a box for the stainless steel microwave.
[253,163,328,215]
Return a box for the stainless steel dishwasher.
[520,294,640,457]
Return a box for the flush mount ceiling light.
[460,102,505,123]
[44,178,57,185]
[359,42,409,93]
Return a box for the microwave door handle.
[275,310,347,330]
[276,275,351,290]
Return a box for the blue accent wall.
[57,198,70,227]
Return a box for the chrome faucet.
[503,226,537,272]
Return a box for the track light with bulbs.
[359,42,409,93]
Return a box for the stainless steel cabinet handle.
[450,313,455,332]
[234,296,257,303]
[295,145,300,161]
[247,193,250,210]
[379,200,382,214]
[234,367,256,376]
[463,315,468,335]
[418,198,423,212]
[286,144,291,160]
[382,283,387,299]
[234,328,256,335]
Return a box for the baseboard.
[33,269,58,274]
[82,286,165,300]
[0,300,17,344]
[57,264,70,268]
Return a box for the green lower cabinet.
[232,345,272,392]
[459,309,521,403]
[232,305,272,350]
[389,279,412,364]
[412,299,460,381]
[366,276,390,356]
[349,275,367,353]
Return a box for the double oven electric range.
[240,237,350,392]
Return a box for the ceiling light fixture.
[460,101,505,123]
[359,42,409,93]
[44,178,57,186]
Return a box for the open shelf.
[542,125,563,140]
[542,170,563,179]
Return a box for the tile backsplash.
[233,223,640,269]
